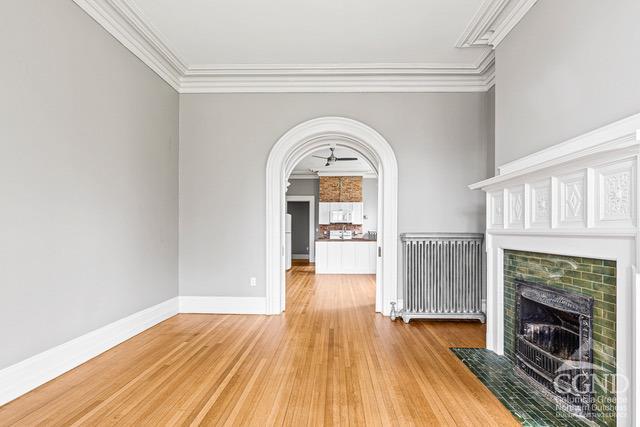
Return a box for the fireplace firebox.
[515,280,595,419]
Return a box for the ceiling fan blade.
[335,157,358,161]
[312,155,328,159]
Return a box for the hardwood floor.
[0,264,517,426]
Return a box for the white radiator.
[391,233,485,323]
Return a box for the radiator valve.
[389,302,398,321]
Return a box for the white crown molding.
[179,56,495,93]
[316,171,377,178]
[290,169,379,179]
[289,173,378,179]
[289,174,320,180]
[187,54,495,75]
[178,73,494,93]
[456,0,538,48]
[0,297,179,406]
[73,0,496,93]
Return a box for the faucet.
[341,225,346,239]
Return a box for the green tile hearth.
[451,348,592,427]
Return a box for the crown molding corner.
[456,0,538,48]
[72,0,185,91]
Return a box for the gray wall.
[484,86,495,175]
[287,202,310,255]
[0,1,179,369]
[495,0,640,166]
[287,179,320,237]
[179,93,491,297]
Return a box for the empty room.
[1,0,639,425]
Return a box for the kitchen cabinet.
[315,240,377,274]
[351,202,363,224]
[319,203,331,224]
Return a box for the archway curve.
[266,117,398,315]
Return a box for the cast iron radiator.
[391,233,485,323]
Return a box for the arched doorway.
[266,117,398,315]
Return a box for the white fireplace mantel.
[470,112,640,426]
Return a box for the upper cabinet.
[351,202,363,224]
[319,176,363,202]
[319,203,331,224]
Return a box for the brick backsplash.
[318,224,363,237]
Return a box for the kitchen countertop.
[316,237,376,242]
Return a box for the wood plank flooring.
[0,263,518,426]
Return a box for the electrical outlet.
[250,277,257,287]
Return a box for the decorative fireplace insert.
[515,280,595,419]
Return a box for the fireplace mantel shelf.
[470,113,640,191]
[487,228,637,238]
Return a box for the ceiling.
[74,0,538,92]
[292,147,374,177]
[132,0,489,66]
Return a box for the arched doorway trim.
[266,117,398,315]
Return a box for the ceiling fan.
[312,147,358,166]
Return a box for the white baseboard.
[179,296,267,314]
[291,254,309,260]
[1,296,265,406]
[0,297,179,406]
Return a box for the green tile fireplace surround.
[504,250,617,426]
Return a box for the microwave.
[330,209,351,223]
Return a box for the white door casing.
[266,117,398,315]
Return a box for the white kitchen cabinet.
[315,240,377,274]
[351,202,363,224]
[319,203,331,224]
